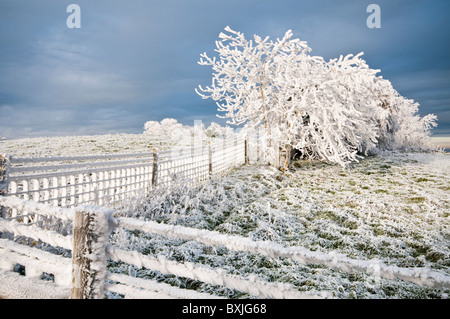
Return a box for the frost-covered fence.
[0,154,7,196]
[0,196,323,299]
[110,218,450,298]
[1,196,450,299]
[71,205,113,299]
[1,137,247,209]
[3,152,155,208]
[0,196,73,298]
[107,217,325,299]
[1,195,318,299]
[156,136,245,187]
[0,196,114,299]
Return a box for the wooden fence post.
[208,142,213,178]
[151,148,158,189]
[244,139,249,164]
[0,155,9,197]
[256,136,260,162]
[71,206,113,299]
[0,155,10,220]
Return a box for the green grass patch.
[408,196,427,204]
[416,177,434,183]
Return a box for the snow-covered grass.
[1,134,449,299]
[0,133,176,157]
[110,150,449,299]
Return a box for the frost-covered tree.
[197,27,437,167]
[144,118,237,151]
[195,27,378,166]
[196,27,312,165]
[143,120,162,136]
[274,52,383,165]
[366,77,438,152]
[160,118,185,138]
[144,118,192,145]
[196,27,311,132]
[205,122,234,139]
[144,118,186,139]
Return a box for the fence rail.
[1,196,450,299]
[0,196,74,297]
[1,137,247,209]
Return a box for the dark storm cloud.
[0,0,449,139]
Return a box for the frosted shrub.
[143,118,193,148]
[205,122,234,139]
[143,120,162,136]
[387,97,437,151]
[160,118,186,138]
[144,118,187,139]
[196,27,438,167]
[143,118,239,154]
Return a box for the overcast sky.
[0,0,449,139]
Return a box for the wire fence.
[0,137,248,209]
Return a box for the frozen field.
[109,150,449,299]
[0,133,177,157]
[1,134,449,298]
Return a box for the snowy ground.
[1,134,449,299]
[0,133,177,157]
[110,150,449,299]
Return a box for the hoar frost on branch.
[196,26,437,167]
